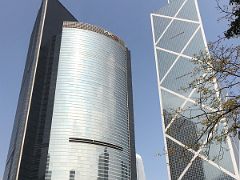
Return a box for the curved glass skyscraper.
[3,0,136,179]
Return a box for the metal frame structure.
[150,0,240,179]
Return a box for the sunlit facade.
[45,22,136,179]
[136,154,146,180]
[151,0,240,179]
[3,0,137,179]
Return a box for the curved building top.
[63,21,125,47]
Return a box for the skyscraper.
[136,154,146,180]
[3,0,137,179]
[151,0,240,179]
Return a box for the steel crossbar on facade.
[151,0,240,179]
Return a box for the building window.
[69,170,75,180]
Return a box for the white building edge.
[136,154,146,180]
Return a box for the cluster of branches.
[156,0,240,162]
[217,0,240,38]
[174,0,240,159]
[186,42,240,145]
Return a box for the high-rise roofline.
[63,21,125,46]
[4,0,137,179]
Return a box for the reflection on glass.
[183,157,235,179]
[69,170,75,180]
[97,148,109,180]
[121,161,128,180]
[45,154,52,180]
[167,138,195,179]
[166,111,200,151]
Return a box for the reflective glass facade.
[151,0,240,179]
[46,26,136,179]
[4,0,136,179]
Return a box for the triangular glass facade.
[156,49,178,81]
[182,157,235,180]
[183,29,206,56]
[161,57,196,97]
[152,16,172,42]
[151,0,239,179]
[176,0,199,21]
[156,19,199,53]
[167,138,194,179]
[154,0,186,17]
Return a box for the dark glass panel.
[166,138,194,180]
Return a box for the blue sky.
[0,0,227,179]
